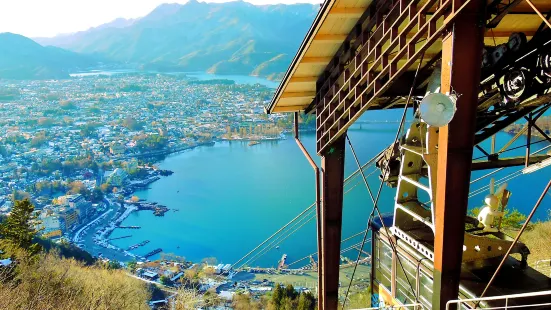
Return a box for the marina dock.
[108,235,132,241]
[144,248,163,258]
[127,240,150,251]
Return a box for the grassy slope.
[520,219,551,266]
[0,253,150,310]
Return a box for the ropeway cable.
[469,143,551,198]
[236,208,317,269]
[341,47,427,309]
[286,230,369,268]
[232,157,381,271]
[236,173,372,270]
[229,202,316,270]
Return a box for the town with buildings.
[0,73,295,254]
[0,72,325,309]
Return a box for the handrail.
[351,303,424,310]
[446,290,551,310]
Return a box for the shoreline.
[74,135,294,263]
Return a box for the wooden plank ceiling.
[267,0,551,114]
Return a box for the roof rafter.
[327,7,367,18]
[289,76,319,83]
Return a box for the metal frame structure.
[446,290,551,310]
[267,0,551,309]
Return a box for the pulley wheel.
[499,68,530,106]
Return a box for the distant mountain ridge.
[0,33,99,80]
[34,0,318,79]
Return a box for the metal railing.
[535,259,551,277]
[446,290,551,310]
[352,303,424,310]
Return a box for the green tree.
[107,260,122,270]
[0,199,42,257]
[297,292,316,310]
[470,207,528,230]
[127,260,138,273]
[204,288,222,308]
[501,209,527,229]
[284,284,297,301]
[282,297,297,310]
[91,187,104,203]
[232,293,261,310]
[159,275,170,285]
[272,283,283,309]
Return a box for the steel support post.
[432,1,486,309]
[320,135,346,310]
[526,114,532,167]
[293,112,323,308]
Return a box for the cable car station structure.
[267,0,551,308]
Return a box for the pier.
[144,248,163,258]
[117,225,141,229]
[127,240,150,251]
[128,202,169,217]
[277,254,287,270]
[108,235,132,241]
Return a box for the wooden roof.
[267,0,551,114]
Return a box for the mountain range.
[0,33,99,80]
[29,0,318,80]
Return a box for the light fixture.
[522,156,551,174]
[419,92,457,127]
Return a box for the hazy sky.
[0,0,322,38]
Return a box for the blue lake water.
[109,118,551,267]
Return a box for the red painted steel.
[433,1,486,309]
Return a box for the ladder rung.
[401,144,425,156]
[400,175,431,194]
[396,203,434,232]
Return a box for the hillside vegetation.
[521,215,551,266]
[0,252,150,310]
[0,200,150,310]
[0,33,98,79]
[35,0,317,78]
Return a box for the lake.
[108,121,551,267]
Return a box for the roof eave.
[265,0,336,114]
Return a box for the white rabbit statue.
[477,182,507,232]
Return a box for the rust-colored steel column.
[320,134,346,310]
[433,1,486,309]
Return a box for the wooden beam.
[280,91,316,99]
[327,7,366,18]
[486,30,537,37]
[289,76,318,83]
[272,105,306,112]
[509,2,551,13]
[301,57,333,64]
[313,33,349,42]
